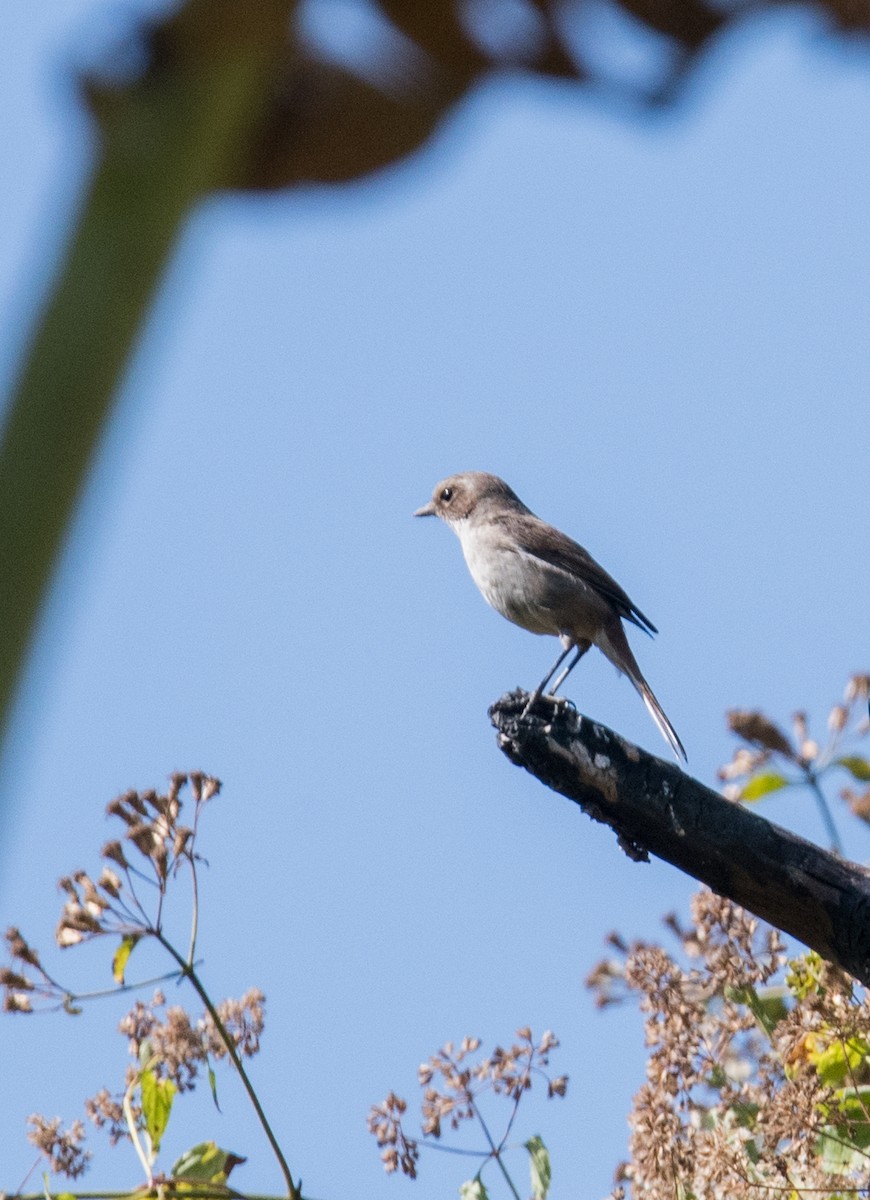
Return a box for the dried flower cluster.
[718,673,870,815]
[0,773,220,1015]
[26,1114,91,1178]
[1,772,273,1184]
[122,987,265,1083]
[368,1028,567,1180]
[82,987,266,1144]
[589,888,870,1199]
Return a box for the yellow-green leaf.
[836,756,870,782]
[171,1141,246,1183]
[739,772,789,802]
[526,1135,551,1200]
[112,934,140,985]
[813,1036,870,1086]
[459,1181,489,1200]
[140,1068,176,1151]
[726,984,789,1037]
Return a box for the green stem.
[187,850,200,964]
[123,1074,154,1184]
[155,933,300,1200]
[0,0,294,776]
[805,769,842,855]
[471,1100,522,1200]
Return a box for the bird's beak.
[414,501,436,518]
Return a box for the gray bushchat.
[415,471,686,763]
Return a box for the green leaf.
[817,1123,868,1173]
[171,1141,247,1183]
[208,1064,221,1111]
[786,951,826,999]
[140,1068,176,1152]
[836,756,870,782]
[458,1179,489,1200]
[112,934,140,985]
[526,1134,551,1200]
[834,1087,870,1140]
[814,1037,870,1087]
[731,1101,760,1129]
[726,984,789,1037]
[739,772,789,802]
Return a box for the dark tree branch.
[490,690,870,986]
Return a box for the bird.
[414,471,686,763]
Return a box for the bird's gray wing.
[512,517,658,635]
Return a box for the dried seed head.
[101,840,129,869]
[27,1115,91,1178]
[792,710,808,745]
[98,867,122,898]
[828,704,848,733]
[5,990,34,1012]
[799,737,819,763]
[727,710,795,759]
[5,926,41,967]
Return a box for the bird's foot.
[520,690,574,720]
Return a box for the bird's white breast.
[451,517,559,636]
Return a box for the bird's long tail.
[598,621,687,764]
[633,674,687,764]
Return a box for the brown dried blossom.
[0,773,224,974]
[27,1114,91,1178]
[1,926,65,1012]
[205,988,266,1059]
[369,1028,566,1179]
[589,887,870,1199]
[83,1084,130,1145]
[368,1092,420,1178]
[719,676,870,841]
[111,987,265,1098]
[726,710,795,759]
[119,993,205,1091]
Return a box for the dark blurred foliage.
[87,0,870,192]
[2,0,868,775]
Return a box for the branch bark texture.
[490,690,870,986]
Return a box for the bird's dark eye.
[440,487,453,503]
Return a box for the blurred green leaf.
[739,772,789,802]
[786,951,826,999]
[172,1140,246,1183]
[112,933,140,985]
[813,1037,870,1087]
[526,1134,551,1200]
[836,756,870,782]
[727,984,789,1037]
[459,1179,490,1200]
[140,1068,176,1152]
[816,1094,870,1175]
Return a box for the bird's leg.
[521,642,575,718]
[551,639,591,695]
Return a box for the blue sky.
[1,3,869,1196]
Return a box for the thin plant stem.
[469,1097,522,1200]
[186,850,200,964]
[154,933,300,1200]
[495,1085,524,1155]
[123,1075,154,1184]
[804,769,842,854]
